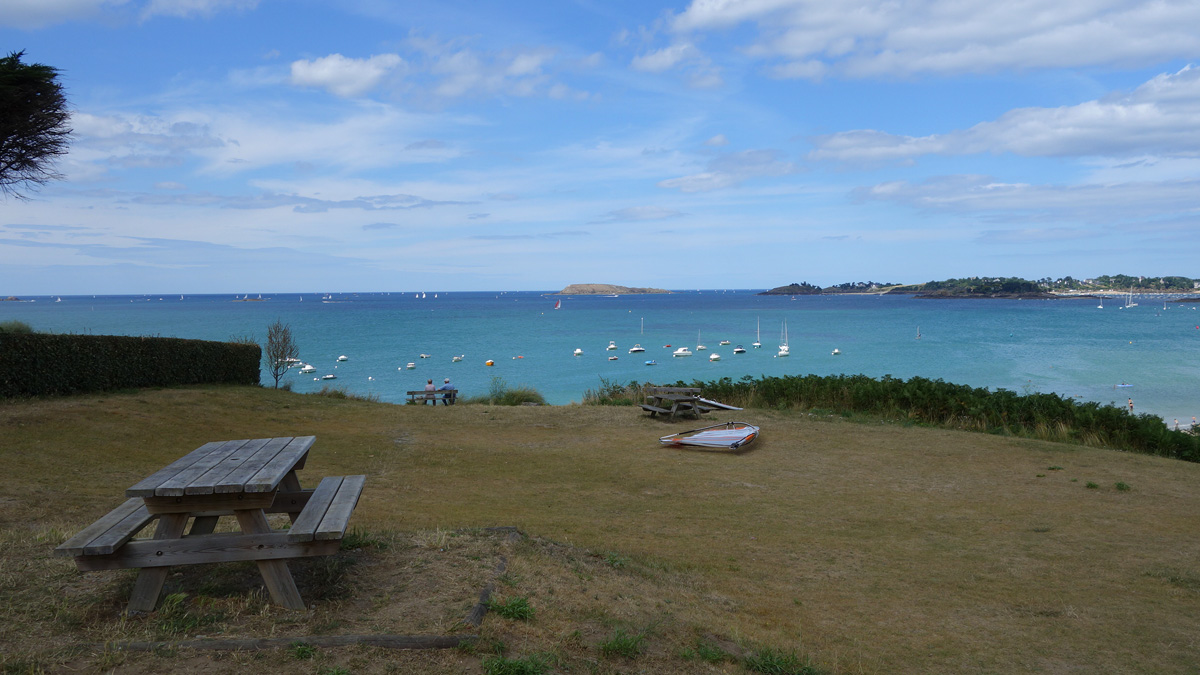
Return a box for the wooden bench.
[641,386,711,420]
[406,389,457,404]
[54,437,366,613]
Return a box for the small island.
[556,284,670,295]
[759,281,898,295]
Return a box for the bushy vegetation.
[581,377,644,405]
[461,377,546,406]
[0,332,260,398]
[0,320,34,334]
[606,373,1200,462]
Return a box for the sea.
[4,291,1198,429]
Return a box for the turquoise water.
[4,291,1198,428]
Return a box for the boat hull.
[659,422,759,451]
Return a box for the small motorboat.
[629,344,645,353]
[485,359,495,366]
[645,359,657,365]
[337,355,348,362]
[660,422,759,451]
[452,355,464,362]
[709,353,721,361]
[832,348,841,355]
[672,347,692,357]
[420,353,432,359]
[321,374,338,380]
[733,345,746,354]
[405,362,416,369]
[574,348,583,356]
[607,341,617,350]
[719,340,731,345]
[608,355,619,361]
[299,364,316,374]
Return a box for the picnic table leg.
[234,508,306,610]
[126,513,189,613]
[280,471,304,523]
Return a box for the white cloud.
[140,0,257,20]
[857,174,1200,223]
[0,0,128,28]
[290,53,405,98]
[810,65,1200,163]
[704,134,729,146]
[632,43,698,72]
[670,0,1200,78]
[593,206,686,223]
[659,149,795,192]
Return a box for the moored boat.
[660,422,759,450]
[673,346,692,357]
[629,344,645,353]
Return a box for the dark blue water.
[4,291,1198,427]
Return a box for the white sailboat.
[1124,287,1138,308]
[916,326,922,340]
[696,330,707,351]
[777,320,790,357]
[752,317,762,349]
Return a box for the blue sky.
[2,0,1199,294]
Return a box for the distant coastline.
[760,276,1200,300]
[555,284,670,295]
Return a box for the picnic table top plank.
[183,437,273,495]
[244,436,315,493]
[125,441,228,497]
[316,474,366,541]
[212,436,294,494]
[152,439,255,497]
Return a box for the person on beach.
[437,377,455,405]
[424,378,436,404]
[1128,398,1134,413]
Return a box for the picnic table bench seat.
[54,475,367,571]
[406,389,457,404]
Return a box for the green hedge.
[641,374,1200,463]
[0,333,261,398]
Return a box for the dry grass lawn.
[2,385,1200,673]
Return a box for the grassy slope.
[2,385,1199,673]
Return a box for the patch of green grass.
[289,641,317,660]
[1144,568,1200,592]
[481,653,552,675]
[458,636,506,656]
[604,552,629,569]
[743,646,824,674]
[598,628,647,659]
[488,596,535,621]
[1086,481,1100,489]
[680,637,730,663]
[1115,481,1132,491]
[1048,465,1064,470]
[341,526,387,550]
[150,593,225,639]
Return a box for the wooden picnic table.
[641,386,712,420]
[55,436,365,613]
